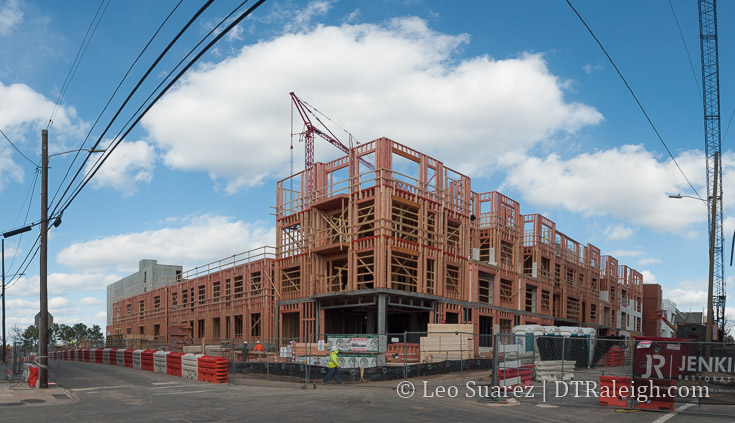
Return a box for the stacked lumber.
[419,324,474,363]
[292,343,329,356]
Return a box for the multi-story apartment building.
[107,138,643,352]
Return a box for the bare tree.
[9,325,24,344]
[723,314,735,343]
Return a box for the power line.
[724,107,735,142]
[77,0,258,196]
[4,233,40,291]
[565,0,703,201]
[8,1,267,291]
[667,0,703,102]
[47,0,109,130]
[7,168,39,273]
[49,0,184,209]
[48,0,215,218]
[57,0,267,218]
[0,128,37,167]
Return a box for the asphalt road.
[2,361,733,422]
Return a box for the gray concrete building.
[106,259,182,332]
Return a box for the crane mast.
[698,0,725,339]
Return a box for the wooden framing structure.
[107,137,643,351]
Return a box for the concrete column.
[377,294,387,335]
[366,309,376,334]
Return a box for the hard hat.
[331,346,339,352]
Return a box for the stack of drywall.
[420,323,474,363]
[535,360,577,382]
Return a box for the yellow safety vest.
[328,351,339,368]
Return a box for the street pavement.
[1,360,733,422]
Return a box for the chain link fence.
[487,334,735,417]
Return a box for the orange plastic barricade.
[633,378,675,411]
[166,352,184,377]
[197,355,228,383]
[141,350,155,372]
[27,365,39,387]
[606,346,625,366]
[599,375,631,407]
[94,348,104,364]
[109,348,118,365]
[124,349,134,367]
[497,364,534,389]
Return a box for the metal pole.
[2,239,5,363]
[491,333,498,388]
[561,336,565,380]
[39,129,48,388]
[706,152,718,343]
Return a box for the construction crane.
[698,0,726,340]
[289,92,374,200]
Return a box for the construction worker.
[321,347,342,384]
[242,341,248,361]
[253,341,264,352]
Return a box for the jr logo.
[642,354,664,378]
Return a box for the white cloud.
[0,147,24,190]
[603,224,633,241]
[0,81,87,189]
[641,270,657,284]
[637,257,662,266]
[7,272,121,297]
[56,214,275,273]
[0,0,23,36]
[285,0,333,32]
[582,63,604,74]
[84,140,156,196]
[665,279,708,312]
[49,296,71,309]
[143,17,601,193]
[0,81,83,139]
[609,249,645,258]
[501,146,715,234]
[80,297,104,305]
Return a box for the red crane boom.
[290,92,374,198]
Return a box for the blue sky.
[0,0,733,334]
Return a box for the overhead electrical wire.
[5,0,196,288]
[0,128,37,167]
[49,0,185,209]
[48,0,214,220]
[47,0,110,130]
[7,0,268,289]
[75,0,254,197]
[667,0,703,102]
[55,0,267,219]
[565,0,703,201]
[6,168,40,274]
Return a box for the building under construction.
[107,137,643,351]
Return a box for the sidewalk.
[1,364,74,407]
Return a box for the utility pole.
[2,239,5,363]
[39,129,48,388]
[706,152,719,343]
